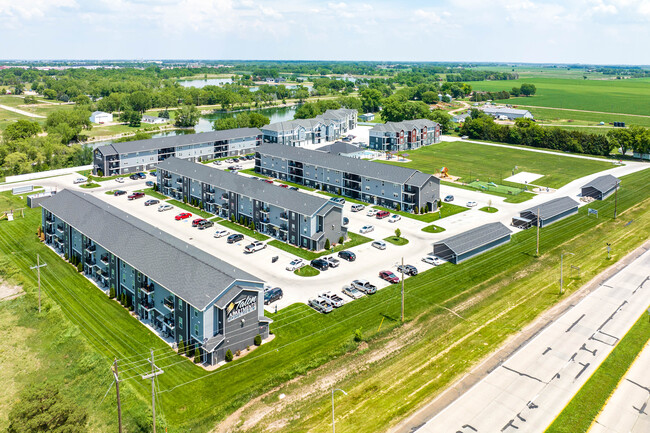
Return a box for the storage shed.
[581,175,620,200]
[513,196,579,229]
[432,222,512,264]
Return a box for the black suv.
[338,250,356,262]
[397,264,418,276]
[129,174,139,180]
[197,220,214,230]
[264,287,283,305]
[310,258,329,271]
[227,233,244,244]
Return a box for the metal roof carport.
[516,196,579,228]
[432,222,512,264]
[581,175,620,200]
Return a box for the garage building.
[433,222,512,264]
[581,174,620,200]
[512,196,579,229]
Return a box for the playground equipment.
[1,208,25,221]
[488,182,498,187]
[440,167,450,179]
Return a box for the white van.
[351,203,365,212]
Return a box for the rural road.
[0,104,45,118]
[514,105,650,119]
[405,245,650,433]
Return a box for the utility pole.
[142,348,164,433]
[30,254,47,313]
[401,257,405,323]
[614,181,619,219]
[536,207,540,256]
[331,388,348,433]
[112,359,123,433]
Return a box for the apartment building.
[41,189,270,365]
[368,119,440,152]
[157,157,346,250]
[93,128,262,176]
[256,144,440,213]
[260,109,357,147]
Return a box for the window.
[365,186,370,191]
[179,318,183,329]
[194,309,198,317]
[179,301,182,312]
[394,193,399,198]
[194,324,199,335]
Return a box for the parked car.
[144,199,160,206]
[318,291,344,308]
[342,285,364,299]
[388,214,401,223]
[351,203,365,212]
[308,298,333,314]
[338,250,356,262]
[192,218,207,227]
[158,204,173,212]
[310,258,329,271]
[330,197,345,205]
[175,212,192,221]
[397,264,418,276]
[145,181,154,187]
[113,190,127,196]
[466,201,478,207]
[323,256,340,268]
[264,287,283,305]
[289,186,299,191]
[376,210,390,219]
[359,225,374,234]
[246,154,254,160]
[286,258,305,271]
[280,184,289,188]
[343,217,349,226]
[129,174,140,180]
[263,179,273,184]
[366,209,378,217]
[422,255,444,266]
[214,229,230,238]
[372,240,387,250]
[137,172,147,179]
[227,233,244,243]
[444,195,454,202]
[73,177,87,184]
[213,160,222,166]
[128,192,145,200]
[197,220,214,230]
[149,171,157,176]
[232,157,239,162]
[352,279,377,294]
[379,270,400,284]
[115,177,124,183]
[244,241,266,253]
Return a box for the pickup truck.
[318,291,344,308]
[352,279,377,294]
[323,256,340,268]
[308,298,333,314]
[128,192,145,200]
[244,241,266,253]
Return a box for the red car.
[128,192,145,200]
[376,210,390,219]
[175,212,192,221]
[280,184,289,188]
[379,270,399,284]
[263,179,273,184]
[192,218,207,227]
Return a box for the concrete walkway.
[0,104,45,118]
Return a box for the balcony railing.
[45,216,55,223]
[260,207,270,214]
[140,300,154,311]
[280,213,288,220]
[100,255,109,265]
[176,178,183,184]
[141,284,154,295]
[85,244,96,253]
[163,316,175,329]
[56,225,64,233]
[163,297,174,311]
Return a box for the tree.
[45,108,92,144]
[324,238,331,250]
[128,90,153,113]
[421,91,439,104]
[510,87,521,96]
[194,347,201,363]
[2,152,31,175]
[248,112,270,128]
[428,109,453,133]
[174,105,200,127]
[338,236,345,244]
[607,128,634,156]
[294,103,319,119]
[109,286,115,299]
[23,95,38,104]
[254,334,262,346]
[120,109,142,127]
[7,383,88,433]
[13,84,24,95]
[3,120,41,141]
[519,83,537,96]
[294,88,310,102]
[213,117,238,131]
[43,89,57,100]
[225,349,234,362]
[360,88,383,112]
[178,339,185,356]
[354,328,363,342]
[395,228,401,238]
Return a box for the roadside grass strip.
[372,202,468,223]
[217,220,270,241]
[166,199,213,219]
[268,232,372,260]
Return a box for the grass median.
[167,199,213,219]
[373,202,468,223]
[217,220,270,241]
[268,232,371,260]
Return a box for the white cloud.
[413,9,442,23]
[0,0,78,20]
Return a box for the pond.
[177,78,233,88]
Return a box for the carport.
[516,196,579,229]
[432,222,512,264]
[581,175,620,200]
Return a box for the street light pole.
[331,388,348,433]
[560,252,575,294]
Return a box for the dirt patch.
[0,281,23,301]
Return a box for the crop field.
[470,77,650,116]
[0,168,647,432]
[381,141,615,189]
[528,106,650,128]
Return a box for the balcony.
[100,255,109,265]
[140,300,154,311]
[280,213,288,220]
[260,207,270,214]
[279,224,288,231]
[85,258,96,266]
[176,178,183,184]
[85,244,96,253]
[221,193,229,201]
[163,173,172,179]
[163,316,175,329]
[56,225,64,233]
[45,215,54,223]
[163,296,174,312]
[141,284,154,295]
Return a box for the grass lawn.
[440,180,536,203]
[167,199,213,219]
[528,106,650,128]
[384,236,409,246]
[381,141,614,189]
[422,225,446,233]
[238,168,316,191]
[546,311,650,433]
[479,206,498,213]
[138,188,167,200]
[0,167,647,432]
[217,220,270,241]
[373,202,468,223]
[79,182,100,189]
[268,232,372,260]
[294,266,320,277]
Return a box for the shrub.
[239,216,244,225]
[338,236,344,244]
[424,204,429,213]
[178,339,185,355]
[254,334,262,346]
[194,347,201,363]
[230,214,235,222]
[354,328,363,342]
[225,349,233,362]
[414,207,419,214]
[235,350,241,357]
[249,221,255,231]
[97,169,103,177]
[77,262,83,272]
[396,204,401,212]
[395,228,401,238]
[109,286,115,299]
[324,238,331,250]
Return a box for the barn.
[432,222,512,264]
[512,196,579,229]
[581,175,620,200]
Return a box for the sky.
[0,0,649,64]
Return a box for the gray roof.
[481,107,532,117]
[41,189,261,310]
[91,111,110,116]
[315,141,362,155]
[260,109,355,133]
[370,119,438,133]
[95,128,262,156]
[157,157,336,216]
[257,143,438,186]
[581,174,620,193]
[434,222,512,256]
[521,196,579,220]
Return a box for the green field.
[382,141,615,189]
[0,168,647,432]
[528,106,650,128]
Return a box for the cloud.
[0,0,78,20]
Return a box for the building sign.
[226,294,257,322]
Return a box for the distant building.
[89,111,113,124]
[452,113,470,123]
[359,113,375,122]
[481,106,533,120]
[368,119,440,152]
[260,109,357,147]
[141,115,167,124]
[315,141,367,159]
[581,174,620,200]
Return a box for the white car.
[359,225,374,234]
[286,258,305,271]
[388,214,401,223]
[372,240,387,250]
[73,177,87,184]
[466,201,478,207]
[318,291,344,308]
[323,256,340,268]
[366,209,378,217]
[115,177,125,183]
[342,285,364,299]
[422,256,444,266]
[213,229,230,238]
[351,204,365,212]
[244,241,266,253]
[213,160,222,165]
[157,204,173,212]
